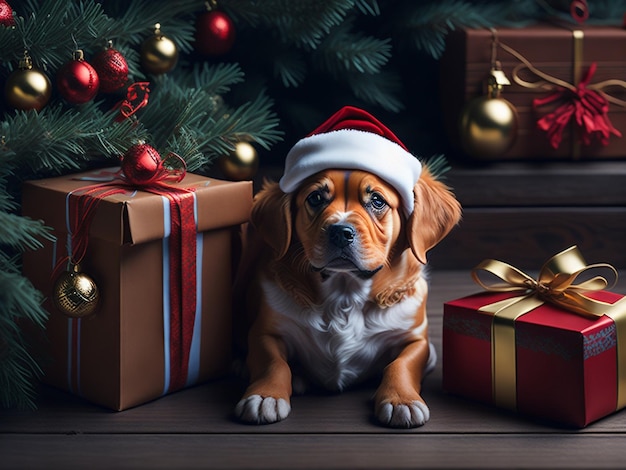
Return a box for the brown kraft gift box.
[440,24,626,160]
[22,169,252,410]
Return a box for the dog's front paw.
[376,400,430,428]
[235,394,291,424]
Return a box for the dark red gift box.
[440,24,626,160]
[442,252,626,427]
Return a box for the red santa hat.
[279,106,422,215]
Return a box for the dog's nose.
[328,224,356,248]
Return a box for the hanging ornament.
[194,1,236,57]
[52,263,100,318]
[0,0,14,27]
[4,51,52,111]
[459,71,518,158]
[459,32,518,159]
[57,49,100,104]
[121,142,186,186]
[121,142,162,185]
[141,23,179,74]
[92,41,129,93]
[219,141,258,181]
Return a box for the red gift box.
[22,168,252,410]
[442,247,626,427]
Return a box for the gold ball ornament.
[459,70,518,159]
[4,53,51,111]
[459,95,518,159]
[219,141,259,181]
[52,264,100,318]
[141,23,179,74]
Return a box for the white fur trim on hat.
[279,129,422,215]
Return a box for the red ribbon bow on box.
[533,63,621,149]
[499,41,626,150]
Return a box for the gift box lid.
[445,289,624,336]
[450,24,626,69]
[22,168,252,245]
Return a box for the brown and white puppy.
[233,165,461,428]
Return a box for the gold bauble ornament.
[4,52,51,111]
[141,23,179,74]
[219,141,259,181]
[459,96,518,158]
[52,264,100,318]
[459,69,518,159]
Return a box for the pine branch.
[315,18,391,75]
[173,62,246,97]
[273,50,308,88]
[172,91,282,173]
[423,154,452,180]
[2,103,146,177]
[2,0,200,76]
[352,0,380,16]
[0,269,48,410]
[101,0,199,53]
[398,1,497,59]
[224,0,357,49]
[345,70,404,112]
[0,212,53,253]
[136,63,281,171]
[218,93,284,150]
[4,0,116,70]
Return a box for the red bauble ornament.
[194,10,236,57]
[121,143,163,185]
[121,143,186,185]
[0,0,15,27]
[92,45,129,93]
[57,51,100,104]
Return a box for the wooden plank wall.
[429,161,626,270]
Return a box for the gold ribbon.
[498,33,626,108]
[471,245,626,412]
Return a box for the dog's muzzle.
[310,223,382,279]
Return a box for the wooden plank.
[256,162,626,207]
[445,162,626,207]
[2,433,626,469]
[429,207,626,269]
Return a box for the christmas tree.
[3,0,626,409]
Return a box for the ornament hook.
[487,28,511,97]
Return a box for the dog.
[232,163,461,428]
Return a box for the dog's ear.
[250,180,293,259]
[407,168,462,264]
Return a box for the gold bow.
[471,246,626,411]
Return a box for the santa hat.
[279,106,422,215]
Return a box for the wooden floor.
[3,270,626,469]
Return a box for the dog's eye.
[369,192,387,211]
[306,190,326,209]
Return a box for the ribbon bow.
[471,245,626,411]
[533,63,622,149]
[114,82,151,122]
[472,245,618,318]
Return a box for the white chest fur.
[261,273,427,391]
